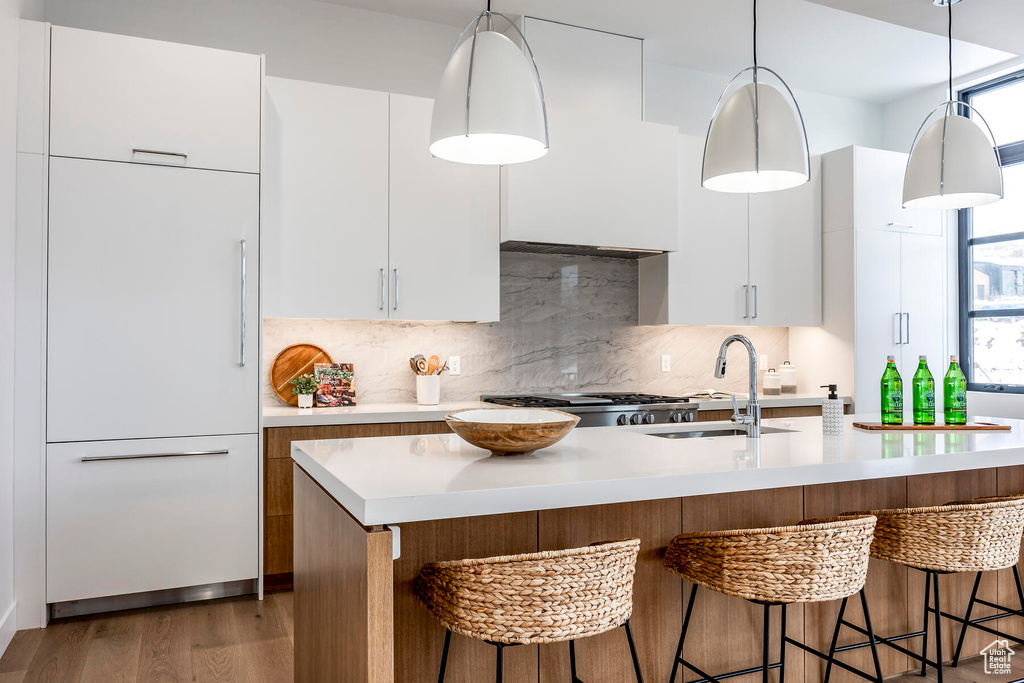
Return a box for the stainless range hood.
[500,240,667,260]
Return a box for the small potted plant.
[290,373,318,409]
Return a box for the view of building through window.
[962,72,1024,390]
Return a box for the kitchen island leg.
[294,464,394,683]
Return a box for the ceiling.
[317,0,1018,104]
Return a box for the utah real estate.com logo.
[982,639,1015,675]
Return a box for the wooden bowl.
[445,408,580,456]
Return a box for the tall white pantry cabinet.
[43,27,262,607]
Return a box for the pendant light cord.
[948,1,954,110]
[752,0,758,68]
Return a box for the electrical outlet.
[661,355,671,372]
[759,354,768,371]
[448,356,461,376]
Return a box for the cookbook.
[313,363,356,407]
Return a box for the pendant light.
[902,0,1002,210]
[429,1,548,165]
[702,0,810,193]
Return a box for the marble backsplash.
[263,253,790,405]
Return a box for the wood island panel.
[803,478,910,683]
[293,464,394,683]
[994,465,1024,642]
[906,469,1000,666]
[392,513,538,683]
[537,499,682,683]
[681,488,806,683]
[264,421,452,588]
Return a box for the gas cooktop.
[481,393,699,428]
[482,392,692,408]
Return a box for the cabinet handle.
[743,285,749,319]
[887,222,913,230]
[131,148,188,160]
[894,313,903,345]
[393,268,399,311]
[904,312,910,345]
[380,268,386,311]
[239,239,247,367]
[752,285,758,319]
[82,449,229,463]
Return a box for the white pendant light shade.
[429,27,548,165]
[903,108,1003,210]
[703,78,810,193]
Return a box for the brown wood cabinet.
[263,421,452,590]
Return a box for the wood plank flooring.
[0,590,1020,683]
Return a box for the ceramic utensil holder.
[417,375,441,406]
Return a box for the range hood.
[500,240,667,260]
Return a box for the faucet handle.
[731,394,741,415]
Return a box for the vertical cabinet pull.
[393,268,399,311]
[743,285,750,319]
[752,285,758,319]
[239,239,246,367]
[380,268,386,311]
[904,312,910,345]
[894,313,903,345]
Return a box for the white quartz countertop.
[263,394,848,427]
[291,414,1024,526]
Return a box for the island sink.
[648,425,797,439]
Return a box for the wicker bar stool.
[415,539,643,683]
[663,515,882,683]
[833,495,1024,683]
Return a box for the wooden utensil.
[410,358,421,375]
[271,343,332,406]
[427,355,440,375]
[853,421,1010,431]
[416,358,429,374]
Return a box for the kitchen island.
[291,415,1024,683]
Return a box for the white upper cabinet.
[49,27,261,173]
[500,18,678,253]
[640,135,821,327]
[262,78,390,320]
[262,79,500,322]
[389,94,499,322]
[822,146,942,236]
[47,157,260,443]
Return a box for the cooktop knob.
[617,414,629,426]
[629,413,643,425]
[684,411,697,422]
[670,412,683,423]
[643,412,656,424]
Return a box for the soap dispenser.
[821,384,844,435]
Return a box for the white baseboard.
[0,601,16,660]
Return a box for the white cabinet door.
[49,27,261,173]
[853,147,942,236]
[47,435,258,603]
[748,157,822,327]
[388,94,499,321]
[501,107,678,252]
[900,231,947,379]
[854,229,903,413]
[262,78,390,320]
[47,158,259,443]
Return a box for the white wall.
[43,0,459,98]
[644,61,884,153]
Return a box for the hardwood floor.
[0,592,294,683]
[0,590,1017,683]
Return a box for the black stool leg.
[495,643,504,683]
[624,619,644,683]
[1014,565,1024,613]
[437,629,452,683]
[669,585,698,683]
[952,572,982,667]
[932,572,944,683]
[920,570,931,677]
[823,596,849,683]
[859,589,884,683]
[569,640,582,683]
[779,603,788,683]
[762,603,772,683]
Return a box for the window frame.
[959,69,1024,394]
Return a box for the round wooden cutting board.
[271,343,333,406]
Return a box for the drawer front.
[50,27,261,173]
[47,434,258,603]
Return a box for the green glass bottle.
[912,356,936,425]
[943,355,967,425]
[881,356,904,425]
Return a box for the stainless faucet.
[714,334,761,439]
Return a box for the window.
[960,70,1024,393]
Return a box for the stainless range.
[481,393,700,428]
